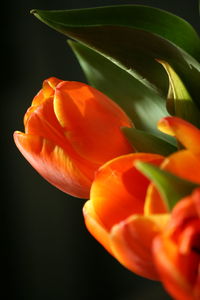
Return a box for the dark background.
[3,1,199,299]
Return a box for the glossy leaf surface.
[31,5,200,60]
[159,60,200,128]
[123,127,176,155]
[32,5,200,104]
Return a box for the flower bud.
[83,153,167,279]
[14,77,133,198]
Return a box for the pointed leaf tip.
[158,60,200,128]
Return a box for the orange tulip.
[14,77,133,198]
[153,188,200,300]
[83,153,169,280]
[145,116,200,215]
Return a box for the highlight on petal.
[54,81,133,164]
[110,214,169,280]
[90,153,164,230]
[14,131,92,198]
[158,117,200,155]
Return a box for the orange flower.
[83,153,169,280]
[14,77,133,198]
[145,117,200,215]
[153,188,200,300]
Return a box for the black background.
[3,1,199,299]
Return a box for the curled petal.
[24,97,67,147]
[24,77,62,125]
[144,183,168,215]
[83,199,169,280]
[42,77,62,99]
[14,132,92,198]
[91,153,164,230]
[158,117,200,155]
[111,214,169,280]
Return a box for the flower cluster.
[14,78,200,300]
[14,4,200,300]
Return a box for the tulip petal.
[54,81,133,164]
[22,89,102,185]
[167,188,200,233]
[83,200,170,280]
[153,189,200,300]
[162,150,200,183]
[83,200,113,255]
[145,150,200,215]
[91,153,164,230]
[24,77,62,125]
[158,117,200,155]
[144,184,168,215]
[42,77,63,99]
[14,131,92,198]
[153,236,194,300]
[154,233,200,300]
[25,97,67,148]
[110,214,169,280]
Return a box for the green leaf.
[158,60,200,128]
[122,127,176,155]
[136,161,199,211]
[32,5,200,104]
[69,40,175,145]
[31,5,200,61]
